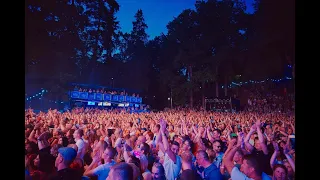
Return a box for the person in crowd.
[73,129,87,160]
[212,140,224,168]
[196,150,223,180]
[140,155,152,179]
[151,162,166,180]
[158,118,182,180]
[244,118,272,175]
[272,164,288,180]
[83,147,117,180]
[49,147,82,179]
[222,136,271,180]
[50,144,63,158]
[178,151,201,180]
[107,162,134,180]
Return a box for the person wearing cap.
[48,147,82,180]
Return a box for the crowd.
[74,86,140,97]
[240,82,294,114]
[246,93,294,113]
[25,106,295,180]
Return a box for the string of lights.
[25,89,48,101]
[26,89,66,104]
[222,76,292,89]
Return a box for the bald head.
[106,162,133,180]
[181,151,193,164]
[196,150,210,164]
[136,136,146,147]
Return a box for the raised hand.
[272,141,279,151]
[283,145,290,155]
[288,149,295,155]
[237,132,244,144]
[92,155,101,164]
[228,138,237,149]
[250,124,257,132]
[159,118,167,132]
[255,116,261,128]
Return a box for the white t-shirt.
[104,136,109,143]
[163,153,182,180]
[114,138,123,148]
[76,138,86,159]
[231,167,271,180]
[92,160,116,180]
[130,131,136,136]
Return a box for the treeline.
[25,0,294,109]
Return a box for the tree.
[26,0,88,89]
[165,9,200,107]
[113,32,132,62]
[243,0,295,79]
[116,9,149,91]
[131,9,149,44]
[194,0,248,98]
[159,0,248,107]
[80,0,120,84]
[104,0,120,62]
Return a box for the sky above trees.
[116,0,255,39]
